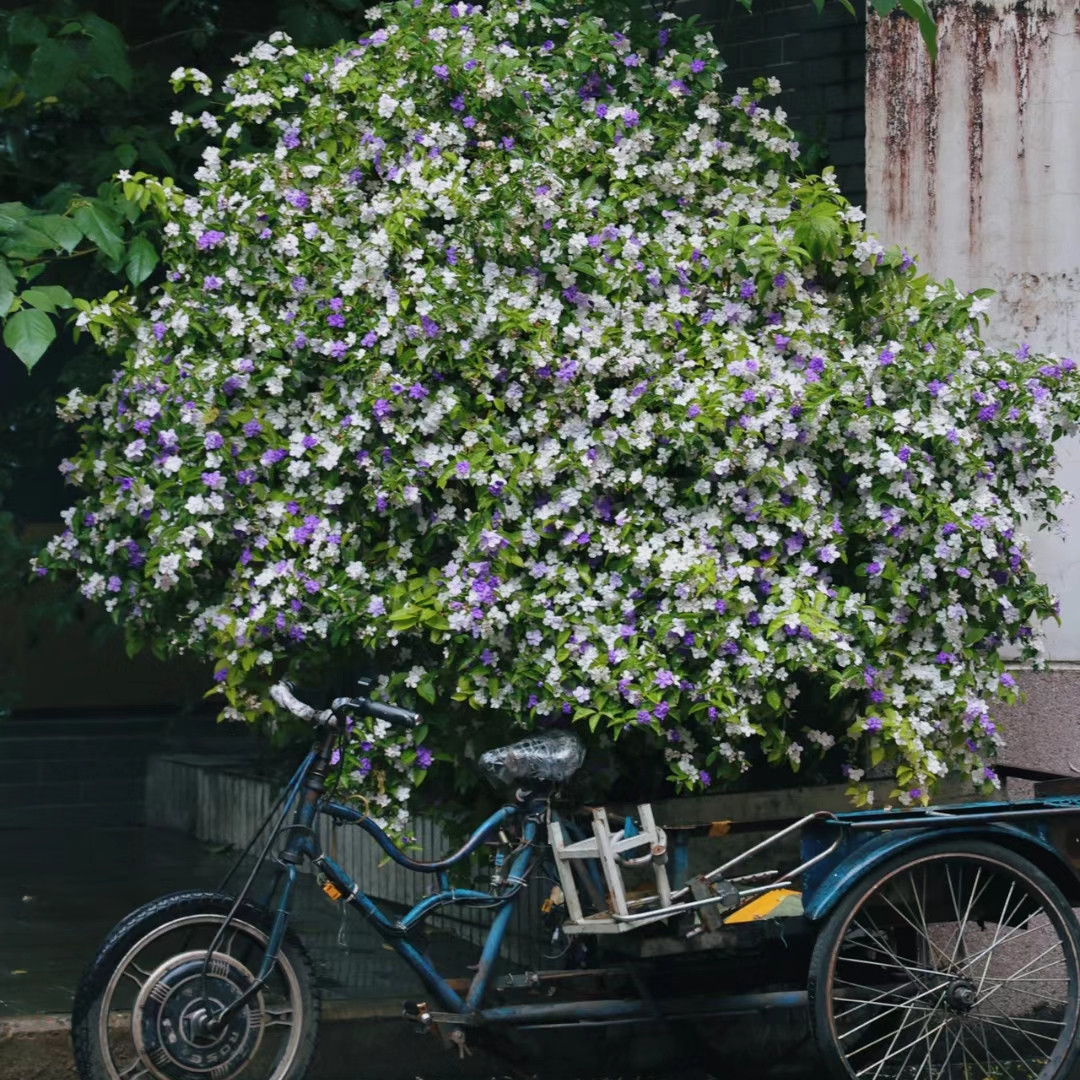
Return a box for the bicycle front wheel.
[72,890,319,1080]
[808,839,1080,1080]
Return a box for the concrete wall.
[865,1,1080,766]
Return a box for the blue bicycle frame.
[242,729,545,1026]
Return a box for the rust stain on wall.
[868,0,1058,258]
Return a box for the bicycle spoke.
[854,1015,951,1077]
[972,1011,1022,1080]
[264,1005,295,1029]
[976,1006,1058,1058]
[866,981,941,1080]
[834,990,934,1021]
[910,1006,952,1080]
[847,982,948,1061]
[946,865,990,969]
[121,962,151,989]
[837,991,938,1041]
[980,980,1068,1006]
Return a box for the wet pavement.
[0,825,480,1019]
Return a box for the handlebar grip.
[270,681,335,725]
[361,699,422,728]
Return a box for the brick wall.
[668,0,868,209]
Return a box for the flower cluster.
[39,0,1080,825]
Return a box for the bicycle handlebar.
[270,681,421,730]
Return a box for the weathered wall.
[866,0,1080,663]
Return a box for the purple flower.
[243,419,262,437]
[408,382,427,400]
[690,58,706,73]
[201,470,225,490]
[866,561,882,576]
[416,747,433,769]
[261,448,288,465]
[864,716,883,732]
[203,275,223,291]
[654,669,676,688]
[204,431,224,450]
[329,340,347,360]
[421,315,440,338]
[456,461,470,477]
[285,189,310,210]
[739,280,756,300]
[971,514,988,530]
[361,330,378,348]
[501,136,514,150]
[623,53,640,67]
[699,770,711,787]
[291,276,307,293]
[879,349,895,366]
[463,115,476,129]
[197,230,226,250]
[282,128,301,149]
[623,108,640,129]
[433,63,449,80]
[214,667,229,683]
[152,321,167,341]
[367,596,386,616]
[1000,672,1017,688]
[372,399,392,420]
[595,103,608,119]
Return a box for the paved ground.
[0,825,816,1080]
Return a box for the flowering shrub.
[37,0,1080,830]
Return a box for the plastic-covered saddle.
[479,731,585,787]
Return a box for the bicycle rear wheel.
[72,890,319,1080]
[808,839,1080,1080]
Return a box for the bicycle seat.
[479,731,585,788]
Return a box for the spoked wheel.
[72,891,319,1080]
[808,840,1080,1080]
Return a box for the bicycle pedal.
[448,1028,471,1060]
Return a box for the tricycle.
[71,680,1080,1080]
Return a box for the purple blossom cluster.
[37,1,1080,826]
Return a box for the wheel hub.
[133,950,265,1080]
[945,977,978,1014]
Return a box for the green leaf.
[870,0,897,13]
[417,680,436,705]
[3,307,56,372]
[766,688,782,711]
[83,14,132,91]
[36,214,83,253]
[0,258,15,318]
[792,204,843,261]
[9,11,48,46]
[73,201,124,261]
[898,0,938,60]
[20,285,73,314]
[114,143,138,170]
[125,235,158,287]
[0,203,31,232]
[2,224,55,260]
[25,39,75,101]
